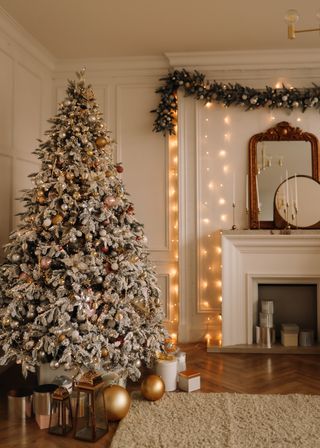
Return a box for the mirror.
[274,176,320,229]
[248,121,319,229]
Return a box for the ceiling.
[0,0,320,59]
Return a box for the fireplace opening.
[258,284,317,342]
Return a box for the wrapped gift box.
[281,323,299,347]
[178,369,201,392]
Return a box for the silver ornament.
[61,203,68,211]
[43,218,52,227]
[96,276,103,284]
[64,100,71,106]
[11,254,21,262]
[59,132,66,139]
[88,115,96,123]
[135,359,142,368]
[99,229,107,237]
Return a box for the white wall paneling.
[0,9,53,258]
[116,84,169,253]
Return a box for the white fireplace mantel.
[221,230,320,347]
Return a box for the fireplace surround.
[221,230,320,348]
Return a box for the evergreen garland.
[151,69,320,135]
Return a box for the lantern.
[48,386,72,436]
[73,371,108,442]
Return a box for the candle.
[245,174,249,212]
[232,173,236,205]
[285,169,289,205]
[294,173,298,211]
[256,175,261,211]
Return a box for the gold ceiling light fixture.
[285,9,320,39]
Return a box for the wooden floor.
[1,342,320,447]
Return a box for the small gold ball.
[37,196,46,204]
[86,149,94,156]
[58,334,66,343]
[103,385,131,421]
[52,214,63,225]
[101,348,109,358]
[73,192,81,200]
[105,171,113,178]
[95,137,108,148]
[66,171,74,180]
[141,375,165,401]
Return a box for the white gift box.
[178,369,201,392]
[155,358,177,391]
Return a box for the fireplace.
[221,231,320,349]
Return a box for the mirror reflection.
[275,176,320,228]
[257,141,312,221]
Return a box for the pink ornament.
[40,257,52,270]
[104,197,116,207]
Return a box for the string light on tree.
[0,70,167,380]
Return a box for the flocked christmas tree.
[0,69,166,379]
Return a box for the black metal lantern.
[48,386,72,436]
[73,371,108,442]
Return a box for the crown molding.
[0,6,55,71]
[165,49,320,72]
[54,55,169,77]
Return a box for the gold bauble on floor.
[141,374,165,401]
[103,385,131,421]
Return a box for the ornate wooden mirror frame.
[248,121,320,229]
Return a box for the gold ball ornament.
[101,348,109,358]
[73,191,81,200]
[103,385,131,421]
[52,214,63,225]
[95,137,107,148]
[141,375,165,401]
[86,149,94,156]
[58,334,66,343]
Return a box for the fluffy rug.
[110,392,320,448]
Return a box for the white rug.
[110,392,320,448]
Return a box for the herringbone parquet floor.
[0,342,319,447]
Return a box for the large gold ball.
[103,385,131,421]
[141,374,165,401]
[95,137,108,148]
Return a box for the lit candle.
[246,174,249,212]
[232,173,236,205]
[294,173,298,211]
[256,175,261,211]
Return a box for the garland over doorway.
[151,69,320,135]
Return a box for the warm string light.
[168,133,179,336]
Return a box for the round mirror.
[274,175,320,228]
